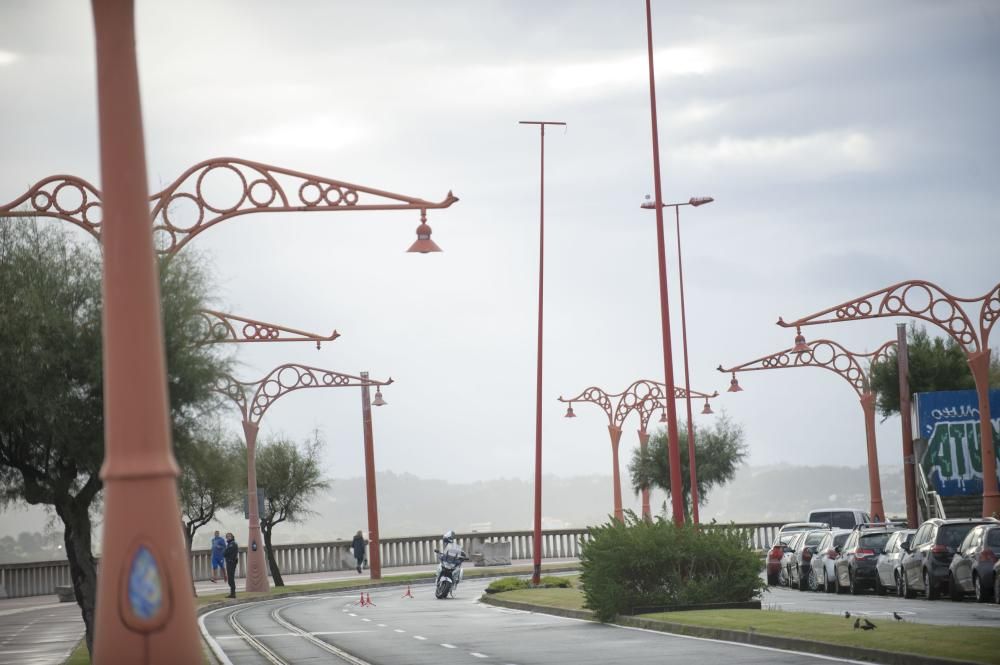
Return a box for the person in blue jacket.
[210,530,227,583]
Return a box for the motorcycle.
[433,547,467,599]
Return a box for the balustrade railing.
[0,522,783,599]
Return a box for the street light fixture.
[779,279,1000,519]
[215,364,392,591]
[727,372,743,392]
[559,380,718,521]
[719,337,897,520]
[641,194,714,523]
[520,119,566,586]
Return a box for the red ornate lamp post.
[215,364,391,591]
[778,280,1000,518]
[720,336,896,520]
[196,310,339,348]
[559,380,717,521]
[642,0,685,525]
[520,120,565,585]
[642,195,714,522]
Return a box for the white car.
[809,528,852,592]
[875,529,915,596]
[807,508,871,529]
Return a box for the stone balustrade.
[0,522,783,599]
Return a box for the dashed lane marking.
[377,623,387,627]
[414,635,427,640]
[471,652,488,658]
[394,629,405,633]
[441,643,457,649]
[361,618,371,622]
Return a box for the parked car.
[875,528,915,596]
[834,523,902,595]
[901,517,999,600]
[778,531,806,586]
[810,529,852,592]
[948,524,1000,602]
[995,559,1000,605]
[766,523,827,586]
[807,508,871,529]
[789,529,829,590]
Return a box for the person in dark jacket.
[224,532,239,598]
[351,530,367,574]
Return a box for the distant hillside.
[0,465,908,556]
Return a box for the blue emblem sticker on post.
[127,545,163,621]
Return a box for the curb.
[478,595,984,665]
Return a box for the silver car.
[809,529,852,592]
[875,529,915,596]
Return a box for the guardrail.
[0,522,784,599]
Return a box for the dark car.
[875,529,915,596]
[789,529,829,591]
[834,523,901,595]
[766,527,818,586]
[901,517,999,600]
[948,524,1000,602]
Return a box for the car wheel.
[995,575,1000,605]
[902,571,916,599]
[849,569,862,595]
[835,567,845,595]
[809,568,819,592]
[974,574,986,603]
[949,573,963,602]
[799,567,811,591]
[895,571,903,598]
[767,571,778,586]
[925,570,939,600]
[875,574,887,596]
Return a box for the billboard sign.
[914,389,1000,497]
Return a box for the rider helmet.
[443,530,455,543]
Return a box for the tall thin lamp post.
[643,0,685,525]
[642,195,714,523]
[520,120,565,585]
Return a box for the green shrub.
[539,575,572,588]
[579,511,765,622]
[485,577,530,594]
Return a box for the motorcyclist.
[435,530,468,593]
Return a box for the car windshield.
[938,524,979,548]
[987,529,1000,548]
[804,532,825,547]
[859,533,891,552]
[828,512,859,529]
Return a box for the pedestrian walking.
[224,532,239,598]
[210,530,227,583]
[351,530,367,574]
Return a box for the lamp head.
[793,327,810,354]
[689,196,714,207]
[701,399,714,415]
[406,211,442,253]
[659,409,668,423]
[640,194,657,210]
[728,372,743,393]
[564,404,576,418]
[372,387,387,407]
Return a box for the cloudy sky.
[1,2,998,515]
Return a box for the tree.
[177,423,243,552]
[251,431,329,586]
[868,324,1000,420]
[0,219,229,655]
[628,414,747,522]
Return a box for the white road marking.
[471,652,488,658]
[441,643,457,648]
[348,612,357,617]
[414,635,427,640]
[377,623,387,627]
[361,618,371,622]
[394,628,406,633]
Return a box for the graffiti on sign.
[914,389,1000,496]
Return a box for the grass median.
[487,580,1000,665]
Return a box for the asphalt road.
[201,578,870,665]
[0,602,82,665]
[764,583,1000,628]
